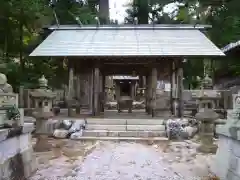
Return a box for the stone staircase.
[74,118,167,141]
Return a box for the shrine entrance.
[120,81,131,96]
[30,24,224,118]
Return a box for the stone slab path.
[30,141,215,180]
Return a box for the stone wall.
[0,124,36,179]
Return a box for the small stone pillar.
[195,74,218,153]
[30,75,56,152]
[19,85,24,108]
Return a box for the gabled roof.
[30,24,225,57]
[222,40,240,53]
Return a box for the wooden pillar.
[99,0,110,24]
[145,75,149,113]
[116,83,120,101]
[76,74,81,114]
[151,67,157,117]
[100,74,105,112]
[76,75,81,100]
[67,61,74,117]
[139,76,143,96]
[146,74,152,114]
[170,61,174,115]
[89,69,94,114]
[93,67,100,116]
[131,82,135,100]
[176,62,184,118]
[172,64,177,116]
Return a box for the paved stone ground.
[30,140,215,180]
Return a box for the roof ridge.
[46,24,212,31]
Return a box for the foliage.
[6,105,20,121]
[0,0,97,91]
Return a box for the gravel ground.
[30,140,215,180]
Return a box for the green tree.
[0,0,98,90]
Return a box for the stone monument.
[0,73,23,128]
[195,74,219,153]
[213,91,240,179]
[0,72,36,179]
[30,75,56,152]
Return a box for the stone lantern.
[201,73,213,90]
[30,75,56,112]
[195,74,219,153]
[30,75,56,152]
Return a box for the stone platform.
[80,118,166,140]
[26,117,168,141]
[0,123,35,179]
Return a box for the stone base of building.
[212,134,240,180]
[0,123,36,179]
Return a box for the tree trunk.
[19,5,24,72]
[136,0,149,24]
[3,30,8,61]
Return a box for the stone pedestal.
[33,111,54,152]
[195,108,218,153]
[0,123,36,179]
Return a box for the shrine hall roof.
[222,40,240,53]
[30,24,225,57]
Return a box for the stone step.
[70,136,168,142]
[126,125,165,131]
[85,124,165,131]
[126,119,164,125]
[86,124,126,131]
[86,118,165,125]
[82,130,166,138]
[86,119,126,125]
